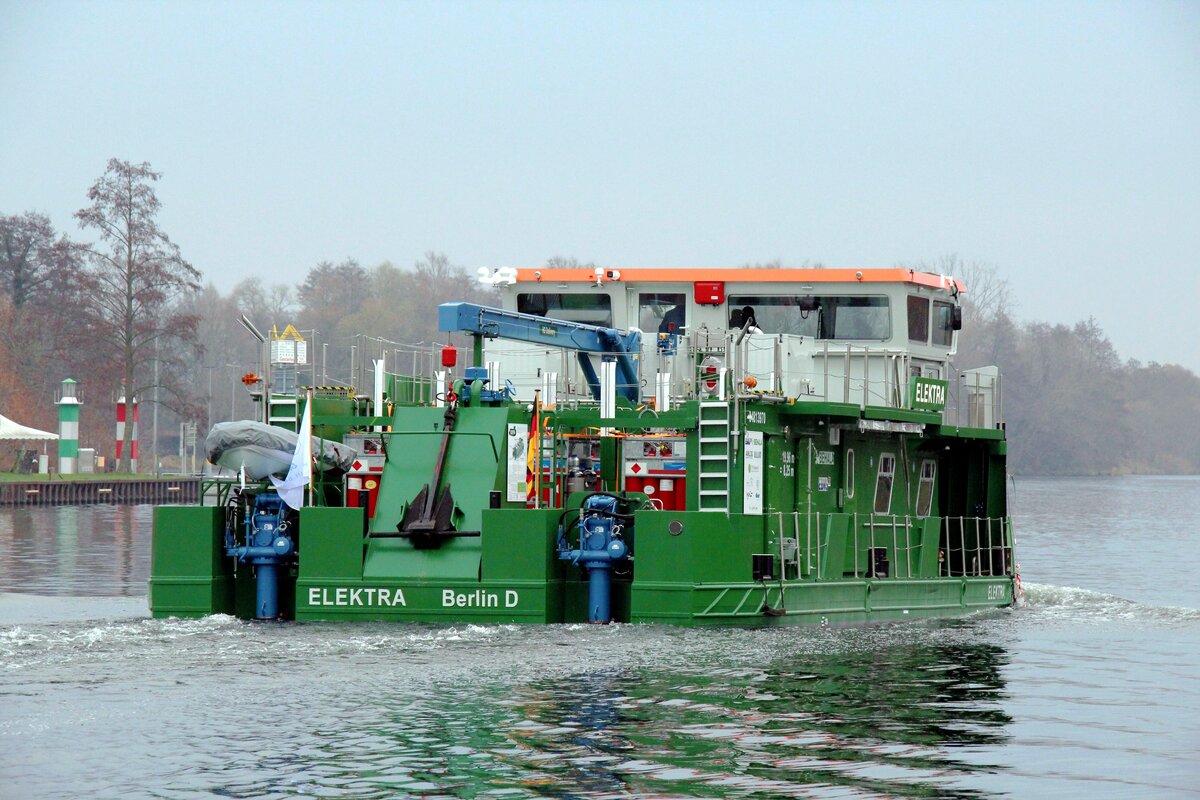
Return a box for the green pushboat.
[150,267,1015,625]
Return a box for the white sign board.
[270,339,309,365]
[506,424,530,502]
[743,430,764,515]
[271,339,296,364]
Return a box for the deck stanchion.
[891,517,898,578]
[853,512,859,577]
[777,511,786,584]
[816,512,823,579]
[795,512,806,579]
[904,516,911,577]
[974,516,982,576]
[955,517,962,576]
[987,518,995,576]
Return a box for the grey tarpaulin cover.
[206,421,357,480]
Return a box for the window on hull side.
[874,453,896,514]
[916,459,937,517]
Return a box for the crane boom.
[437,302,642,403]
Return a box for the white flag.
[270,399,312,510]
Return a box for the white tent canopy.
[0,414,58,441]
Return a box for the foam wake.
[1020,582,1200,625]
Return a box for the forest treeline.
[926,257,1200,475]
[1,164,1197,475]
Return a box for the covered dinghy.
[206,420,356,480]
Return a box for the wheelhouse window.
[518,293,612,326]
[639,293,687,334]
[845,448,855,499]
[907,296,930,343]
[727,295,891,340]
[916,459,937,517]
[932,301,955,347]
[874,453,896,514]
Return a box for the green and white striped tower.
[56,378,81,475]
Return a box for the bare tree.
[75,159,201,472]
[235,277,298,335]
[408,252,496,342]
[543,255,603,271]
[413,252,466,301]
[909,254,1012,321]
[738,259,825,269]
[0,211,76,308]
[0,212,84,401]
[296,258,370,337]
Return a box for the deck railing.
[396,332,1004,431]
[770,511,1014,581]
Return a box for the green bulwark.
[149,506,234,618]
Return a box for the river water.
[1,476,1197,799]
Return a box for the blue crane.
[438,302,642,404]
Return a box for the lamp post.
[238,315,267,423]
[152,342,159,476]
[206,366,214,427]
[204,364,243,426]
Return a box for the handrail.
[414,329,1003,420]
[768,512,1013,582]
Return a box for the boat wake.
[1019,582,1200,626]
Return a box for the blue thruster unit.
[558,494,633,624]
[226,491,296,620]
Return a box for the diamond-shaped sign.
[351,460,363,471]
[630,462,642,474]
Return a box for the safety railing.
[852,514,920,578]
[768,512,1014,581]
[478,341,644,406]
[439,330,1002,429]
[733,335,923,411]
[940,515,1014,577]
[944,366,1004,429]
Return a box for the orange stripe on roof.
[515,268,964,292]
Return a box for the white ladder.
[267,395,299,431]
[698,401,731,512]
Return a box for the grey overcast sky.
[3,0,1198,371]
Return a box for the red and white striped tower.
[116,394,139,472]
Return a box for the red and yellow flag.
[526,392,540,505]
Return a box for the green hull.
[150,502,1014,625]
